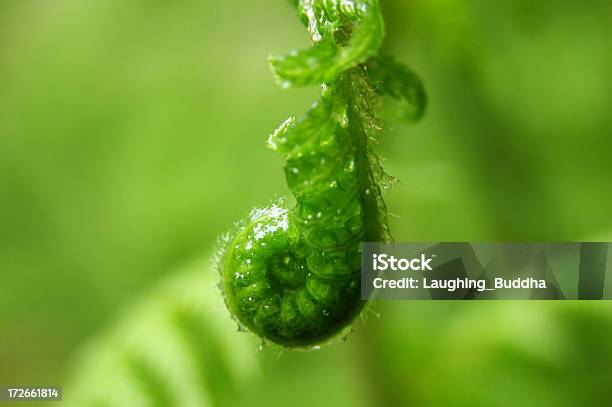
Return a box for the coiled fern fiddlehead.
[219,0,425,348]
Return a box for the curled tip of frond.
[218,0,426,349]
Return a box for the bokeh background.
[1,0,611,405]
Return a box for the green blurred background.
[1,0,611,405]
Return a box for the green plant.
[218,0,425,348]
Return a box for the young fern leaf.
[219,0,425,348]
[269,0,384,87]
[367,56,427,122]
